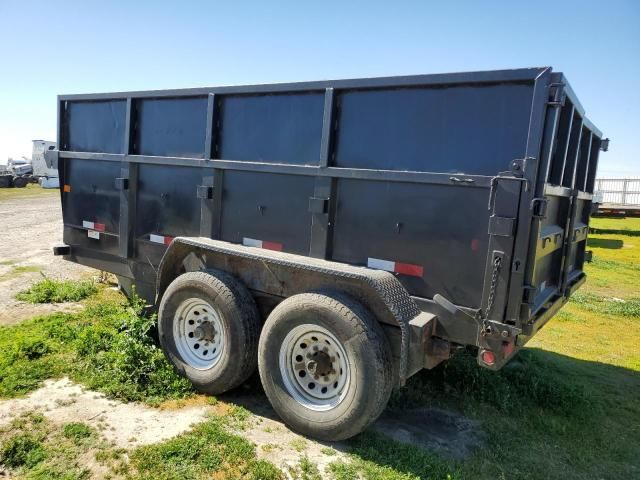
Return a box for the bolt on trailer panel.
[55,67,604,345]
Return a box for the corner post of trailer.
[503,68,553,325]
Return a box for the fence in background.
[594,178,640,206]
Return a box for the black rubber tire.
[12,176,28,188]
[258,291,394,441]
[158,269,260,395]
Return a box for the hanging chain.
[481,255,502,336]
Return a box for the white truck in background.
[32,140,59,188]
[0,141,58,188]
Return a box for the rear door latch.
[531,197,548,218]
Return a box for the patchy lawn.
[0,183,58,200]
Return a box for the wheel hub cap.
[173,298,224,370]
[279,324,350,411]
[194,321,216,342]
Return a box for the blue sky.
[1,0,638,176]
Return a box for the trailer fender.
[156,237,423,384]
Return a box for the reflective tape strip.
[242,237,262,248]
[367,257,395,272]
[367,257,424,278]
[242,237,283,252]
[82,220,105,232]
[150,234,173,246]
[395,262,424,277]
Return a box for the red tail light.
[481,350,496,366]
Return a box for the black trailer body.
[53,67,605,440]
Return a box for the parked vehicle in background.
[53,67,606,440]
[0,142,58,189]
[32,140,59,188]
[0,158,33,188]
[593,178,640,217]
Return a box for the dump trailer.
[53,67,606,440]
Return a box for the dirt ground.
[0,191,93,325]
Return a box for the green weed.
[0,413,102,479]
[128,417,282,479]
[62,423,94,445]
[0,291,192,404]
[16,277,97,303]
[0,433,47,468]
[328,461,360,480]
[297,456,322,480]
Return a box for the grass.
[296,456,323,480]
[590,216,640,235]
[0,264,42,282]
[16,277,98,303]
[128,415,283,479]
[0,288,193,404]
[0,412,122,479]
[0,220,638,479]
[0,183,58,200]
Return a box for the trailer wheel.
[258,292,393,441]
[158,270,260,395]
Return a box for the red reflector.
[164,236,174,246]
[63,184,71,193]
[94,223,106,232]
[262,241,283,252]
[394,262,424,277]
[481,350,496,366]
[471,239,480,251]
[502,341,515,356]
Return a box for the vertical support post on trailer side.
[557,105,575,188]
[200,93,217,238]
[118,98,138,259]
[580,131,593,193]
[309,88,336,259]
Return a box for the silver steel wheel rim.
[173,298,224,370]
[279,324,351,411]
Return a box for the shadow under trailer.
[52,67,606,440]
